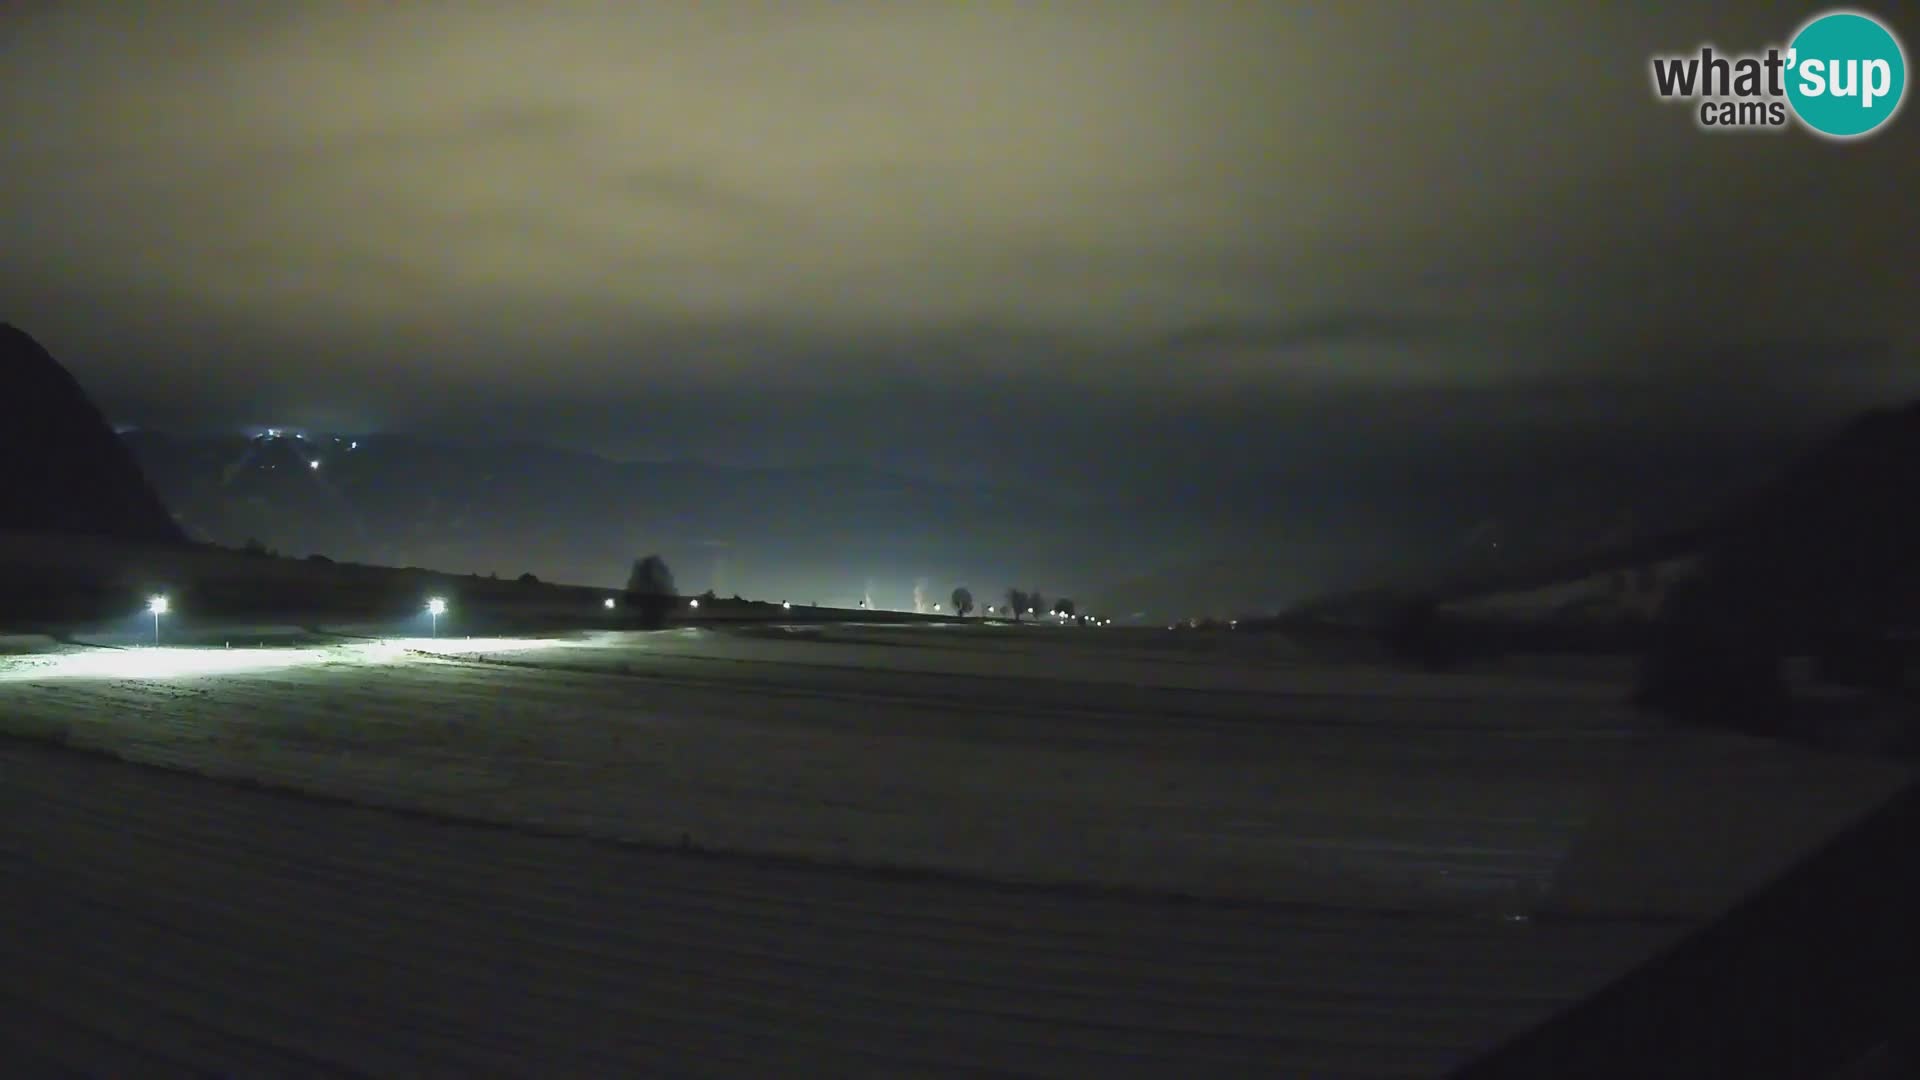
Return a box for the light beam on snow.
[0,637,576,682]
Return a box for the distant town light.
[782,601,792,609]
[350,441,358,450]
[689,598,700,609]
[604,597,616,609]
[932,603,942,612]
[309,460,321,470]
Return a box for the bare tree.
[1006,588,1028,622]
[951,586,974,617]
[1052,597,1076,619]
[1027,590,1046,618]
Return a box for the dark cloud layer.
[2,0,1916,485]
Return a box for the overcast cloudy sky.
[2,0,1915,485]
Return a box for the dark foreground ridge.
[0,323,183,543]
[1454,778,1920,1079]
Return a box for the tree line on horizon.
[619,554,1088,626]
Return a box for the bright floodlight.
[426,597,447,615]
[147,594,168,645]
[603,597,616,609]
[689,598,700,609]
[309,460,321,470]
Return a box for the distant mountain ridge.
[120,429,1174,604]
[1289,398,1920,636]
[1711,399,1920,633]
[0,323,184,544]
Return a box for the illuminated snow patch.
[0,646,342,681]
[0,637,577,682]
[372,637,573,656]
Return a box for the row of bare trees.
[943,586,1076,622]
[624,555,1081,627]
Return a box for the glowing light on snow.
[0,646,336,681]
[0,637,579,683]
[373,637,566,656]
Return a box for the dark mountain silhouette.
[120,430,1136,599]
[0,323,183,543]
[1711,400,1920,636]
[1638,399,1920,728]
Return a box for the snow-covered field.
[1,623,1909,1075]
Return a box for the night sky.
[3,1,1916,493]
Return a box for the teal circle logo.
[1786,10,1907,138]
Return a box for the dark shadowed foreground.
[3,740,1661,1078]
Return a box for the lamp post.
[148,595,168,645]
[427,597,446,637]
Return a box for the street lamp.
[604,597,616,610]
[689,598,700,609]
[426,596,447,637]
[147,595,168,645]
